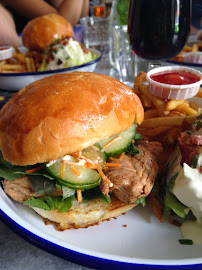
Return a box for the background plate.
[0,48,101,91]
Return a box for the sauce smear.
[151,71,200,85]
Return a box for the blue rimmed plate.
[167,59,202,72]
[1,185,202,270]
[0,97,202,270]
[0,48,101,91]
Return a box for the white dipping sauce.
[173,152,202,244]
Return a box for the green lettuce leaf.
[23,195,75,213]
[82,186,110,203]
[28,175,56,196]
[125,143,139,155]
[164,186,188,218]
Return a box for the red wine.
[128,0,190,61]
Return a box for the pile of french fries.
[133,71,201,223]
[171,42,202,62]
[0,47,42,73]
[133,72,201,145]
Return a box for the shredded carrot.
[72,166,80,176]
[77,189,82,203]
[79,154,95,166]
[105,163,121,168]
[25,165,44,174]
[61,161,66,179]
[96,164,113,187]
[109,152,125,161]
[102,136,122,149]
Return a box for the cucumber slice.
[57,178,101,190]
[46,155,101,190]
[99,123,137,157]
[82,143,107,167]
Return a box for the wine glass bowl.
[128,0,191,62]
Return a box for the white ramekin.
[0,46,13,61]
[146,66,202,100]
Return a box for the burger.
[21,14,97,72]
[22,13,74,52]
[164,112,202,244]
[0,72,162,229]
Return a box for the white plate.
[0,98,202,270]
[166,59,202,73]
[166,40,202,72]
[0,49,101,91]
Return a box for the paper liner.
[146,66,202,100]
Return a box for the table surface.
[0,59,120,270]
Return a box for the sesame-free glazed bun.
[22,13,74,51]
[33,196,136,229]
[0,72,144,165]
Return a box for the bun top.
[22,13,74,51]
[0,72,144,165]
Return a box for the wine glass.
[128,0,191,70]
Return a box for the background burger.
[0,72,162,230]
[21,13,97,71]
[22,13,74,52]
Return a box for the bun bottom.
[32,196,136,230]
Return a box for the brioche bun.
[22,13,74,51]
[33,196,136,229]
[0,72,144,165]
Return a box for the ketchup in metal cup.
[150,71,200,85]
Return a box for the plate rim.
[0,49,102,77]
[1,209,202,270]
[1,186,202,270]
[167,59,202,68]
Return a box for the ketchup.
[151,71,200,85]
[0,48,8,51]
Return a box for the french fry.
[1,64,25,71]
[144,109,159,119]
[196,88,202,98]
[13,53,26,64]
[139,125,172,137]
[166,99,188,111]
[2,69,27,73]
[0,60,6,72]
[25,57,32,72]
[162,127,181,144]
[176,103,198,116]
[0,47,38,74]
[189,101,198,111]
[30,57,36,72]
[141,92,152,108]
[140,116,186,128]
[183,45,192,52]
[133,72,147,94]
[192,43,198,52]
[139,84,166,113]
[14,46,21,54]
